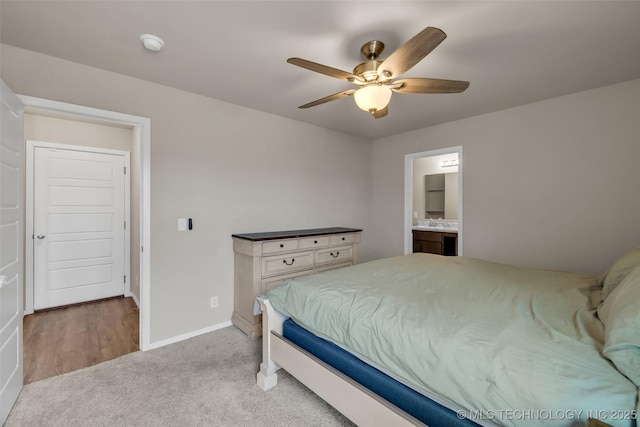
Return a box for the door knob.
[36,234,46,239]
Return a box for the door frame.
[26,140,131,311]
[18,95,152,351]
[404,146,463,255]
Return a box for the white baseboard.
[145,320,233,351]
[130,292,140,309]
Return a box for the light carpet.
[6,326,353,426]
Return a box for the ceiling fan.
[288,26,469,119]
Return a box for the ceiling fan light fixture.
[354,85,392,113]
[287,27,468,118]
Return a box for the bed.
[256,250,640,427]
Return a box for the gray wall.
[371,79,640,274]
[2,45,372,344]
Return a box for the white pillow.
[598,264,640,386]
[600,246,640,302]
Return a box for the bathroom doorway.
[404,146,463,255]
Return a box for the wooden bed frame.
[256,297,427,427]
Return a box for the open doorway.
[404,146,463,255]
[21,111,142,382]
[17,95,151,354]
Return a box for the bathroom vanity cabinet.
[412,230,457,256]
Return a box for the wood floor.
[23,296,139,384]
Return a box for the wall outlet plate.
[178,218,187,231]
[210,296,219,308]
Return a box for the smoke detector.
[140,34,164,52]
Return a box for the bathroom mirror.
[424,172,458,219]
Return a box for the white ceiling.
[2,1,640,140]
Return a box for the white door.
[33,147,126,310]
[0,81,24,424]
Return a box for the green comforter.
[267,253,637,427]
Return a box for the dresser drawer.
[316,245,354,265]
[262,269,313,293]
[263,239,298,254]
[330,234,355,245]
[299,236,329,249]
[316,261,353,273]
[262,251,313,277]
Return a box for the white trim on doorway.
[26,140,131,311]
[18,95,152,351]
[404,146,463,255]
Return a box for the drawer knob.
[330,251,340,258]
[341,237,345,241]
[314,240,318,244]
[280,244,284,248]
[282,258,295,266]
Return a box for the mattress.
[266,253,637,427]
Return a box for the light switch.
[178,218,188,231]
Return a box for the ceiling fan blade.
[373,106,388,119]
[288,58,362,82]
[377,27,447,79]
[392,78,469,94]
[298,89,357,109]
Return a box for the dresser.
[231,227,362,338]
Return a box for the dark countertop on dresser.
[232,227,362,242]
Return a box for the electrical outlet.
[210,296,219,308]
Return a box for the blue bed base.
[283,319,478,427]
